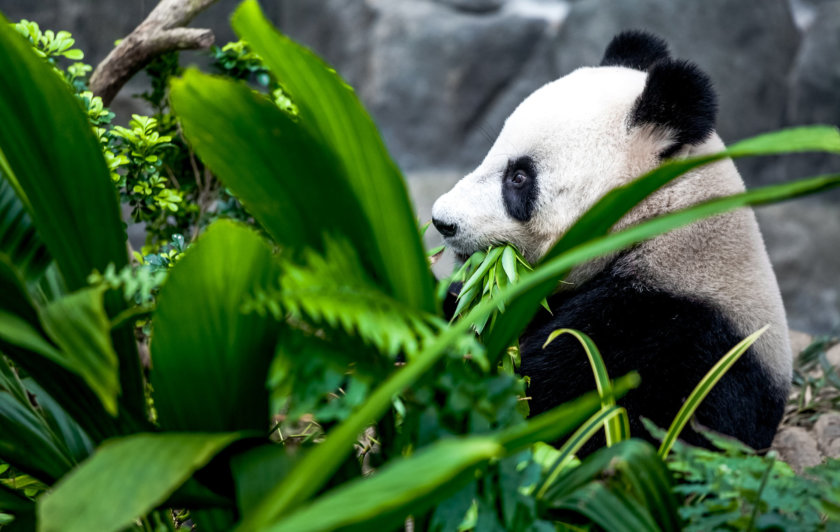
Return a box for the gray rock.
[757,201,840,334]
[814,413,840,458]
[433,0,507,13]
[281,0,552,171]
[772,426,823,473]
[778,1,840,183]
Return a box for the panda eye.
[507,170,528,187]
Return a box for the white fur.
[432,65,792,386]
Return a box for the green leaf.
[658,325,769,458]
[485,126,840,362]
[0,391,74,484]
[24,379,93,465]
[543,329,624,446]
[552,482,660,532]
[264,438,503,532]
[38,432,241,532]
[494,373,638,453]
[231,444,295,517]
[0,258,127,442]
[231,0,435,313]
[501,246,518,283]
[169,70,372,258]
[0,483,33,514]
[536,406,628,498]
[0,174,49,285]
[0,13,143,414]
[150,220,280,431]
[39,287,120,416]
[0,15,126,292]
[541,439,680,532]
[0,310,65,368]
[260,376,637,532]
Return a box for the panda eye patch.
[502,157,538,222]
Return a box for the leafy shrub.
[0,2,840,531]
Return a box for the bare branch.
[90,0,221,105]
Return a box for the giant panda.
[431,31,791,452]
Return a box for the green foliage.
[246,237,443,359]
[1,3,840,532]
[663,425,840,530]
[12,20,83,61]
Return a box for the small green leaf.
[61,49,83,60]
[501,245,518,283]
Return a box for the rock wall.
[2,0,839,333]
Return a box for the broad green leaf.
[658,325,769,458]
[150,220,280,431]
[551,482,660,532]
[544,329,624,446]
[0,174,49,284]
[265,438,502,532]
[0,391,74,483]
[24,380,93,465]
[0,311,65,368]
[0,14,143,414]
[40,287,120,416]
[38,432,241,532]
[540,439,680,532]
[485,126,840,361]
[0,254,39,327]
[231,444,295,517]
[169,70,373,259]
[231,0,435,313]
[0,259,128,442]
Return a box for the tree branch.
[90,0,220,105]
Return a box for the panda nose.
[432,217,458,237]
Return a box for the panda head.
[431,31,717,263]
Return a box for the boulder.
[814,413,840,458]
[772,426,823,473]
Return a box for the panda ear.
[600,30,670,71]
[630,59,718,158]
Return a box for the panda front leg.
[518,266,787,456]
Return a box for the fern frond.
[244,238,449,359]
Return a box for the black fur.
[520,259,786,456]
[502,156,539,222]
[631,59,718,157]
[600,30,670,71]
